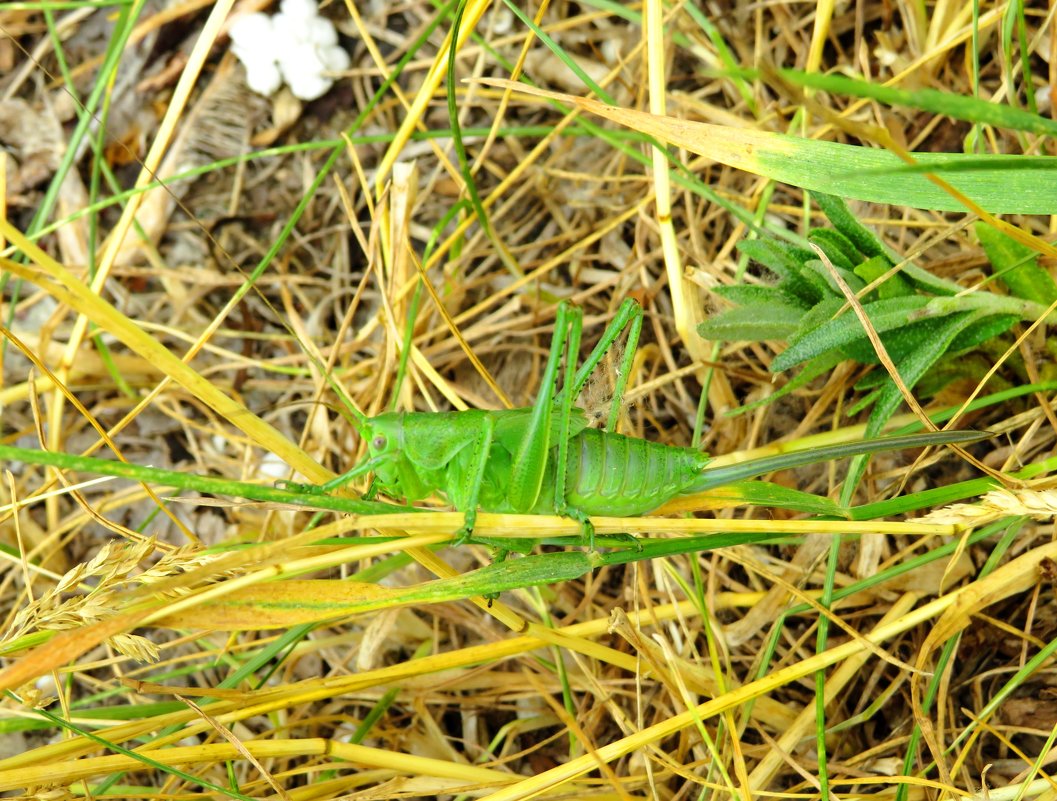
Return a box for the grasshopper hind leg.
[555,506,638,551]
[450,414,496,548]
[561,504,596,551]
[551,305,598,549]
[553,300,644,551]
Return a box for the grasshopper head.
[358,412,409,493]
[362,412,404,460]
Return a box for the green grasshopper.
[308,298,986,546]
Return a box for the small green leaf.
[853,370,889,391]
[840,316,947,365]
[865,311,980,434]
[846,314,970,393]
[805,258,867,295]
[791,296,846,341]
[698,302,805,341]
[843,310,986,492]
[736,238,811,277]
[775,296,931,372]
[898,262,963,296]
[815,194,963,296]
[712,283,811,309]
[808,228,862,270]
[976,222,1057,306]
[738,238,823,304]
[947,313,1019,351]
[854,255,888,283]
[854,254,915,298]
[847,387,882,416]
[814,194,887,259]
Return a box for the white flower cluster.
[229,0,350,101]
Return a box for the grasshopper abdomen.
[562,428,709,517]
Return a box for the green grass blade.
[690,429,988,492]
[21,705,255,800]
[501,84,1057,213]
[977,222,1057,305]
[447,0,520,277]
[747,68,1057,137]
[0,444,405,517]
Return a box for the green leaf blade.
[698,303,804,342]
[773,296,932,373]
[976,222,1057,305]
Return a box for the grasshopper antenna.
[325,378,371,440]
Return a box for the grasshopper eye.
[372,435,387,450]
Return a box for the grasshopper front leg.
[275,453,386,496]
[450,413,495,546]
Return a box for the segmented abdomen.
[564,428,708,516]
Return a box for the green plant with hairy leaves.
[699,194,1055,444]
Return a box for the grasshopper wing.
[492,405,590,456]
[393,411,491,470]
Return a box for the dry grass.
[1,1,1056,799]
